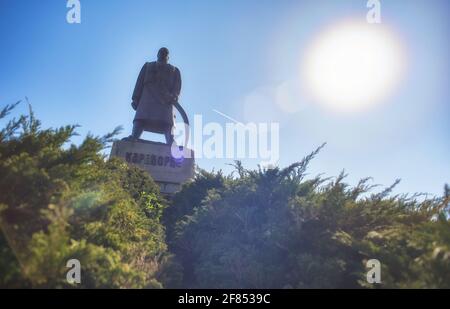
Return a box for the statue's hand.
[131,101,138,110]
[169,94,178,105]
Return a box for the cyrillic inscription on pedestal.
[110,139,194,194]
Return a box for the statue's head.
[157,47,169,63]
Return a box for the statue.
[113,47,194,194]
[127,47,183,144]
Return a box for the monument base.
[110,139,195,195]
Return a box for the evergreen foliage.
[0,103,448,288]
[0,102,170,288]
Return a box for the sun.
[301,19,407,112]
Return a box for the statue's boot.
[122,136,137,141]
[165,131,175,145]
[122,120,144,141]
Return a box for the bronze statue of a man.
[128,47,182,144]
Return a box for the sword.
[173,101,190,149]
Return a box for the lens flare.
[301,19,407,112]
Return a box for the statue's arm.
[132,64,146,105]
[172,68,182,102]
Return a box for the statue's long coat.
[132,61,182,134]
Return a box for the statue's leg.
[131,120,144,140]
[165,128,174,145]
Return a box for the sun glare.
[301,20,407,112]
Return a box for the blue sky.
[0,0,448,196]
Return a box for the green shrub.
[0,102,173,288]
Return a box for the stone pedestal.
[110,139,195,194]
